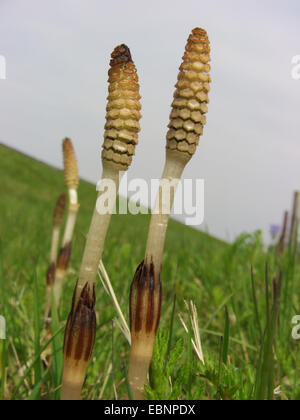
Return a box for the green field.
[0,143,299,400]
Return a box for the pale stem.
[45,226,61,319]
[61,359,88,400]
[50,226,60,264]
[62,203,79,247]
[53,268,65,307]
[76,163,121,303]
[128,335,156,400]
[145,151,188,271]
[128,151,189,400]
[52,196,79,308]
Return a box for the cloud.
[0,0,299,243]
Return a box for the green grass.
[0,143,299,400]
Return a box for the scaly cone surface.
[102,44,142,171]
[167,28,210,159]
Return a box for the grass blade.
[217,336,223,400]
[255,272,282,400]
[222,306,230,365]
[186,303,193,399]
[165,294,176,367]
[0,338,6,400]
[123,360,133,401]
[33,270,42,399]
[51,290,63,400]
[251,266,262,341]
[11,326,64,399]
[0,239,6,400]
[26,372,49,401]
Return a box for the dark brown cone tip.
[110,44,132,67]
[64,282,96,362]
[192,27,207,35]
[56,242,72,271]
[130,260,162,335]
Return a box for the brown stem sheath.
[61,282,96,400]
[44,193,66,321]
[129,261,161,399]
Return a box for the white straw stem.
[179,308,205,365]
[49,227,60,264]
[99,363,113,400]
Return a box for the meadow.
[0,143,299,400]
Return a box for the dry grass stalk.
[53,138,80,307]
[98,363,113,400]
[44,193,66,320]
[61,44,141,400]
[128,27,211,399]
[179,300,205,365]
[289,191,299,252]
[278,210,288,254]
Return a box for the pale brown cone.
[167,28,211,158]
[102,44,142,170]
[63,138,79,190]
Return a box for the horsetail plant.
[128,28,211,399]
[53,138,80,307]
[61,44,142,400]
[44,192,66,320]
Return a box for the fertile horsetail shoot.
[53,138,80,307]
[61,44,142,400]
[128,27,211,400]
[44,192,66,320]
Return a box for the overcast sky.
[0,0,300,243]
